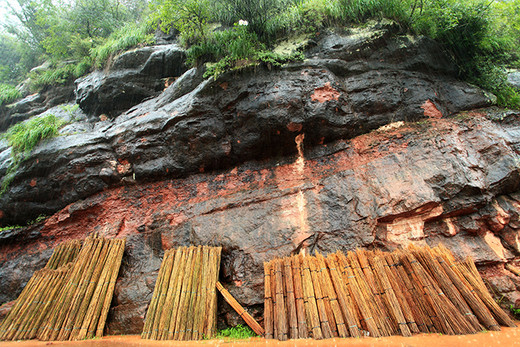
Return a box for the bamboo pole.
[356,250,396,336]
[316,253,348,338]
[337,252,380,337]
[372,255,412,337]
[283,257,298,339]
[216,281,265,336]
[95,238,126,337]
[326,253,361,338]
[270,260,278,339]
[274,259,288,341]
[167,248,189,340]
[381,253,420,334]
[264,261,274,339]
[433,247,500,331]
[300,255,323,339]
[158,248,183,340]
[77,241,116,340]
[291,255,308,339]
[142,248,170,339]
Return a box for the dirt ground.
[2,325,520,347]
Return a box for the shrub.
[0,84,21,106]
[215,324,257,339]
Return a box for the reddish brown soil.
[2,326,520,347]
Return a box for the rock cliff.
[1,22,519,332]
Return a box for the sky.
[0,0,20,30]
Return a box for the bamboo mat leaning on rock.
[264,244,516,341]
[141,245,222,341]
[0,233,125,341]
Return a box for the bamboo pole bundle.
[143,245,221,341]
[403,252,476,335]
[411,246,482,332]
[432,246,500,331]
[270,260,278,339]
[167,248,189,340]
[141,249,171,339]
[192,247,209,340]
[1,235,124,342]
[283,258,298,339]
[356,250,396,336]
[264,261,274,339]
[371,255,412,337]
[158,248,184,339]
[336,252,380,337]
[151,249,176,340]
[381,253,420,334]
[325,253,361,337]
[347,251,389,337]
[309,257,336,338]
[2,270,48,340]
[22,267,68,340]
[204,246,222,338]
[67,241,112,340]
[458,256,516,327]
[57,237,106,340]
[291,255,308,339]
[300,255,323,339]
[216,281,265,336]
[316,253,349,338]
[12,269,62,340]
[185,246,203,340]
[434,244,514,328]
[396,251,440,333]
[41,236,99,341]
[274,259,288,340]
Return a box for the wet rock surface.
[2,113,520,332]
[0,22,518,333]
[0,25,492,227]
[75,44,187,118]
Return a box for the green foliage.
[4,114,66,155]
[187,24,263,66]
[29,59,91,91]
[91,23,154,68]
[1,114,66,196]
[0,84,22,107]
[510,304,520,319]
[215,324,258,339]
[150,0,212,46]
[0,215,48,231]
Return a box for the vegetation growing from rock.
[0,84,21,107]
[1,114,66,195]
[0,0,519,107]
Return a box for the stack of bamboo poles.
[142,245,222,341]
[0,234,125,341]
[264,244,516,341]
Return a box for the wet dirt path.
[2,325,520,347]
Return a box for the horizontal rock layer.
[0,25,492,226]
[1,112,520,333]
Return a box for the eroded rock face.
[0,22,518,333]
[75,44,187,118]
[0,24,493,227]
[1,113,520,333]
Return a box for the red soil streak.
[421,99,443,118]
[0,116,478,264]
[287,122,303,132]
[29,179,37,187]
[311,82,340,103]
